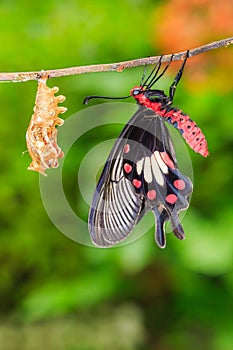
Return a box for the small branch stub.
[26,75,67,175]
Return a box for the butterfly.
[84,51,208,248]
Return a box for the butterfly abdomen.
[163,108,209,157]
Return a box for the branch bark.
[0,37,232,82]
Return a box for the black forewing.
[89,106,193,248]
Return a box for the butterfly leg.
[146,54,174,89]
[169,50,189,102]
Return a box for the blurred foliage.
[0,0,232,349]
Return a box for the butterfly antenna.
[84,94,131,105]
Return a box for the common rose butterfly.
[84,51,208,248]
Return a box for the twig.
[0,37,232,82]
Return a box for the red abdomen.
[164,108,209,157]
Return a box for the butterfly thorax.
[131,86,170,113]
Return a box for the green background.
[0,1,232,349]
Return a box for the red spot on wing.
[132,179,142,188]
[174,179,185,190]
[124,144,130,154]
[147,189,156,200]
[160,152,175,169]
[124,163,132,174]
[166,194,177,204]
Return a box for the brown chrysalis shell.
[26,75,67,175]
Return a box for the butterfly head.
[131,86,170,105]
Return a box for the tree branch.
[1,37,232,82]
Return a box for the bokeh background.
[0,0,232,349]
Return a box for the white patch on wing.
[144,156,153,183]
[111,156,123,181]
[154,151,168,174]
[116,156,123,180]
[136,158,144,175]
[151,153,164,186]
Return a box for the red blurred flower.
[151,0,233,92]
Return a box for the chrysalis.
[26,75,67,175]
